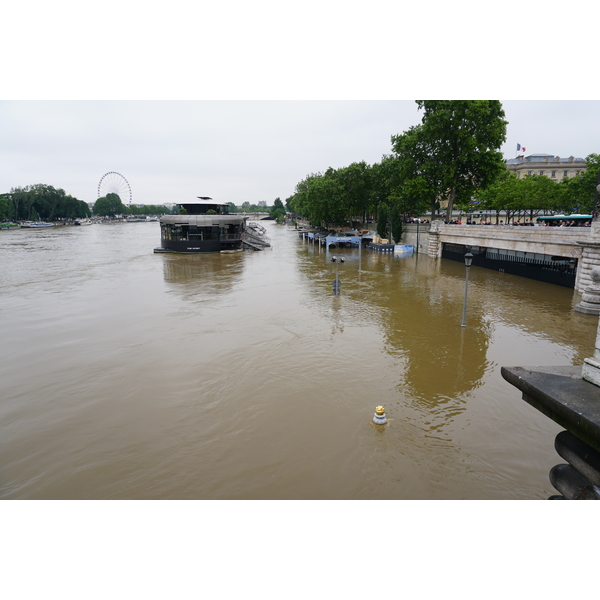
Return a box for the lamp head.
[464,252,473,267]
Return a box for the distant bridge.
[239,212,270,221]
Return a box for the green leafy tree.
[0,194,10,219]
[368,157,394,214]
[392,100,507,223]
[555,154,600,215]
[269,197,286,222]
[391,127,442,219]
[391,212,403,243]
[376,203,388,239]
[291,165,375,227]
[284,195,296,212]
[6,184,89,220]
[93,193,127,217]
[334,161,371,224]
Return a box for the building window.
[528,170,532,175]
[552,170,556,177]
[540,170,544,176]
[564,171,569,177]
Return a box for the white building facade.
[506,154,587,182]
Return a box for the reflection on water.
[163,253,245,297]
[0,222,597,499]
[299,246,490,436]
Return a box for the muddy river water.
[1,221,596,499]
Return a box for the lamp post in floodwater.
[461,252,473,327]
[331,255,342,295]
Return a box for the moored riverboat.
[20,221,55,228]
[0,222,20,230]
[155,197,256,253]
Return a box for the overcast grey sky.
[2,100,599,207]
[3,4,598,208]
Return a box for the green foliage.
[335,161,372,221]
[284,195,295,212]
[560,153,600,215]
[376,203,388,239]
[127,204,173,215]
[7,184,90,220]
[0,194,10,219]
[288,162,373,227]
[240,201,266,213]
[391,212,403,243]
[269,197,286,222]
[285,101,600,228]
[390,126,441,218]
[392,101,507,222]
[93,193,127,217]
[475,164,599,222]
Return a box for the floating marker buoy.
[331,256,337,262]
[373,405,387,425]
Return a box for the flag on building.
[517,143,526,153]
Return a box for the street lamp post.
[461,252,473,327]
[416,218,419,254]
[331,255,341,295]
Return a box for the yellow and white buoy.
[373,405,387,425]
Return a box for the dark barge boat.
[154,197,251,254]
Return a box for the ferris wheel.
[98,171,132,205]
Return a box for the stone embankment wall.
[400,221,600,293]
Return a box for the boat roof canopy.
[176,197,228,207]
[537,214,592,220]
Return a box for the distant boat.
[0,222,20,230]
[74,218,92,226]
[20,221,55,228]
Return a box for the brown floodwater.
[0,221,596,499]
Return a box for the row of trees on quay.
[1,184,287,222]
[0,185,181,221]
[92,193,178,218]
[1,184,92,221]
[286,101,600,232]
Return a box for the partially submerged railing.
[242,230,271,249]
